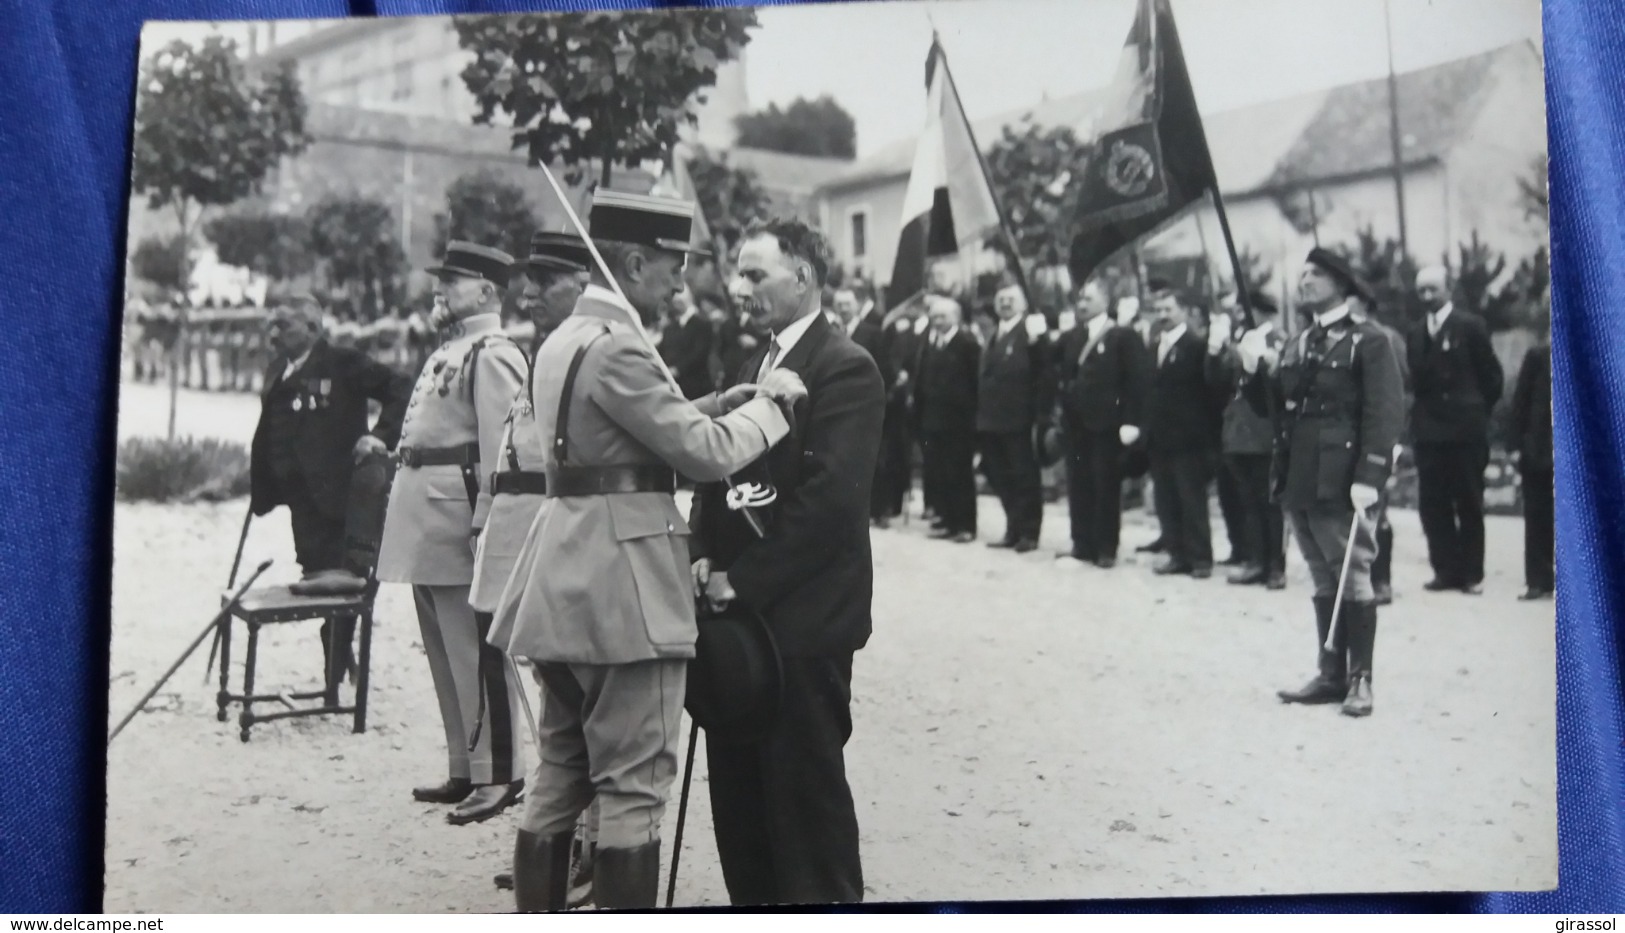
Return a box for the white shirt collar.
[934,326,959,346]
[1085,312,1109,338]
[845,315,862,337]
[282,346,314,380]
[1430,302,1454,332]
[996,316,1022,339]
[767,309,821,368]
[1315,301,1352,329]
[678,305,697,326]
[1159,323,1187,347]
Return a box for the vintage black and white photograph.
[107,0,1556,911]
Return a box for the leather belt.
[547,464,676,498]
[396,443,479,469]
[492,470,548,496]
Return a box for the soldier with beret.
[1239,248,1405,718]
[376,241,530,825]
[488,190,804,910]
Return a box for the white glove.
[1118,425,1141,447]
[1236,326,1275,374]
[1023,313,1048,340]
[1057,310,1078,333]
[1207,314,1233,353]
[1350,483,1381,512]
[705,570,736,610]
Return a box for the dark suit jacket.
[848,316,894,389]
[1145,329,1223,454]
[1408,308,1504,444]
[690,313,887,658]
[976,320,1053,434]
[912,329,981,436]
[1054,321,1151,433]
[661,311,716,399]
[1509,343,1553,473]
[249,339,411,520]
[882,319,924,405]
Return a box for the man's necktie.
[758,336,781,381]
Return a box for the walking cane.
[1323,508,1368,652]
[110,559,273,744]
[203,503,254,683]
[666,716,700,909]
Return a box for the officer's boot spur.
[513,829,574,912]
[1278,596,1347,704]
[1341,603,1377,718]
[592,840,661,910]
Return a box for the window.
[849,208,869,260]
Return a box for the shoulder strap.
[461,332,524,399]
[552,326,613,468]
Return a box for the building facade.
[816,42,1548,302]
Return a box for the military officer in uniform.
[489,190,805,911]
[377,241,529,825]
[473,233,601,907]
[1240,249,1404,718]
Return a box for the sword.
[1324,507,1369,652]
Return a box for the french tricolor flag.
[886,38,1020,311]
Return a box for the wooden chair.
[215,457,391,742]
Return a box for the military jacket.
[1255,305,1405,510]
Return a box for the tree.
[130,36,310,301]
[734,96,857,159]
[982,122,1091,268]
[1332,226,1421,332]
[306,196,406,321]
[686,147,774,248]
[433,170,540,259]
[203,210,314,282]
[1516,153,1549,226]
[455,9,758,187]
[130,235,190,295]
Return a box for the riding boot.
[1373,518,1395,604]
[592,841,660,910]
[1341,602,1377,718]
[513,829,574,912]
[1278,596,1347,704]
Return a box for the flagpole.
[930,33,1039,316]
[1383,0,1410,259]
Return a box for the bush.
[116,436,253,503]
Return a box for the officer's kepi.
[526,231,591,276]
[425,240,514,284]
[1304,247,1375,304]
[587,189,713,260]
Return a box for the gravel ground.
[104,382,1557,910]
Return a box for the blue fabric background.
[0,0,1617,914]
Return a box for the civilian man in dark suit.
[1052,279,1151,567]
[835,287,897,527]
[1509,336,1554,600]
[878,303,927,521]
[690,218,885,905]
[976,281,1052,552]
[661,288,717,400]
[1408,265,1504,594]
[912,295,982,543]
[1206,295,1287,588]
[250,292,411,683]
[1144,282,1223,578]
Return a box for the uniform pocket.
[607,497,695,649]
[424,468,471,502]
[1316,434,1357,500]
